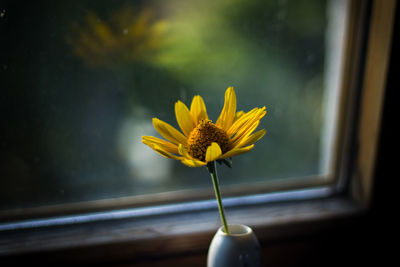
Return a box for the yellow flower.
[142,87,266,167]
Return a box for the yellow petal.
[181,158,207,167]
[235,129,266,148]
[227,108,259,137]
[232,120,260,148]
[220,145,255,159]
[178,144,207,167]
[145,143,183,160]
[190,95,208,124]
[175,100,195,136]
[205,142,222,162]
[233,111,245,123]
[216,87,237,131]
[152,118,187,145]
[178,144,192,159]
[231,107,266,144]
[142,136,179,154]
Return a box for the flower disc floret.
[187,120,230,161]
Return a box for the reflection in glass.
[0,0,347,211]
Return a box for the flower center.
[187,120,230,161]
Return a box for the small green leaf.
[217,158,232,168]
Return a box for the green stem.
[207,161,230,235]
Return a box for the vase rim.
[218,224,253,236]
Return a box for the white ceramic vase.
[207,224,261,267]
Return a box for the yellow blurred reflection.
[67,6,168,67]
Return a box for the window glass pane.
[0,0,347,210]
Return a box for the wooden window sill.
[0,192,364,265]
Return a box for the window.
[1,0,347,212]
[0,0,395,264]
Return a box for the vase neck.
[218,224,252,236]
